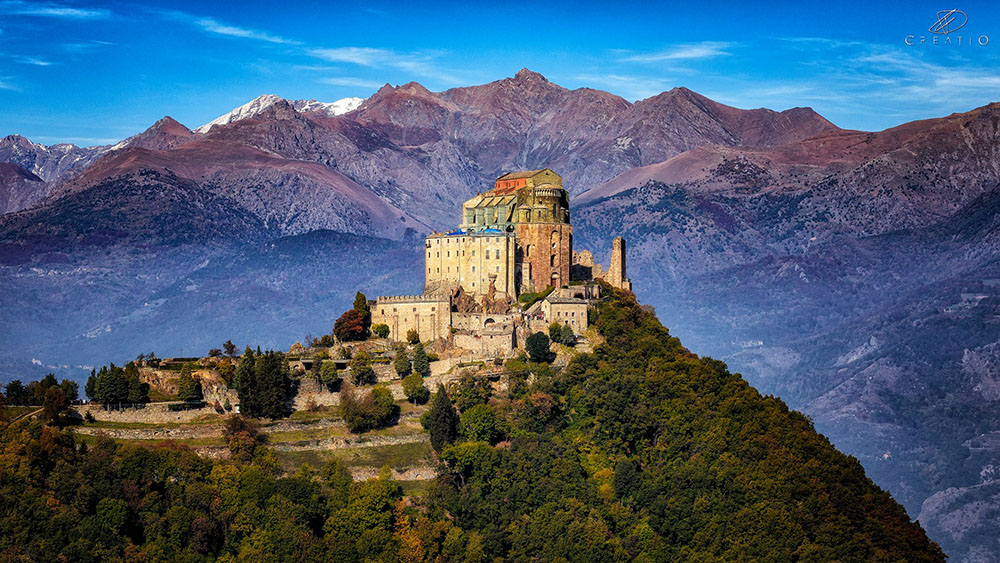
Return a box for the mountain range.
[1,69,998,561]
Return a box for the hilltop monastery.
[371,169,631,356]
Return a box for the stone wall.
[424,232,517,296]
[371,295,451,343]
[452,312,517,331]
[453,327,516,358]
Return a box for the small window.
[472,266,476,272]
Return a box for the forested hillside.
[0,287,942,561]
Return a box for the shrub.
[406,329,420,344]
[340,384,397,432]
[372,323,390,339]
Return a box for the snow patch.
[195,94,365,134]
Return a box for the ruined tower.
[607,237,632,292]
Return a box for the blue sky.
[1,0,999,145]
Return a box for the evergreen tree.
[526,331,554,363]
[353,291,371,331]
[59,379,79,403]
[4,380,27,405]
[424,384,458,452]
[548,322,563,343]
[95,364,129,409]
[320,361,341,391]
[177,365,203,404]
[235,350,293,419]
[559,323,577,346]
[127,376,149,405]
[234,348,256,413]
[85,370,97,402]
[393,346,411,378]
[411,342,430,378]
[349,352,376,385]
[223,339,237,357]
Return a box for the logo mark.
[929,9,968,35]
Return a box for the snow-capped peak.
[195,95,365,134]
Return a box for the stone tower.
[607,237,631,291]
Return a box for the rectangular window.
[486,250,490,259]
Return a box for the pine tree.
[393,346,411,378]
[85,370,97,402]
[177,365,203,404]
[350,351,376,385]
[424,384,458,452]
[354,291,371,332]
[412,342,430,377]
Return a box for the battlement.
[375,294,449,304]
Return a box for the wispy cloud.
[193,17,300,45]
[307,46,460,84]
[156,9,300,45]
[319,76,382,88]
[62,40,113,53]
[308,47,392,66]
[0,77,19,91]
[574,73,672,101]
[621,41,733,63]
[0,1,109,19]
[15,56,53,66]
[33,135,119,146]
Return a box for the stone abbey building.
[372,169,631,353]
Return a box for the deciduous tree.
[334,309,367,342]
[402,373,429,404]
